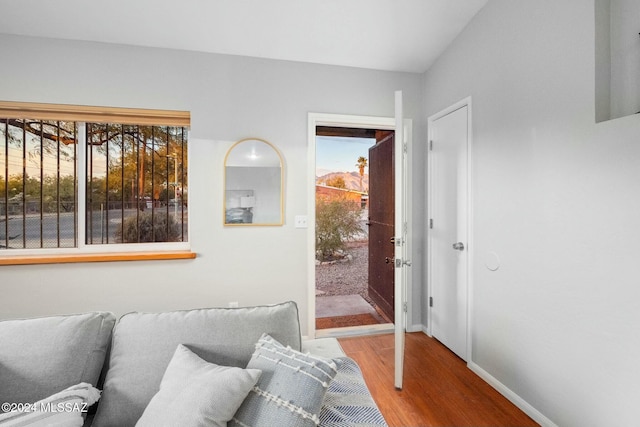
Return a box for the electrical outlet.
[294,215,308,228]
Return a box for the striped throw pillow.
[230,333,340,427]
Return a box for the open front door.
[367,132,395,322]
[394,90,408,389]
[307,102,410,390]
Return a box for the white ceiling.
[0,0,487,73]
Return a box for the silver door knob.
[452,242,465,251]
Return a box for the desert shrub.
[115,211,180,243]
[315,196,363,261]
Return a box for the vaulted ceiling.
[0,0,487,73]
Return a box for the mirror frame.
[223,137,284,226]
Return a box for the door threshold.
[315,322,394,338]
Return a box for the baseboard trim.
[406,323,423,333]
[467,362,558,427]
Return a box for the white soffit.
[0,0,487,73]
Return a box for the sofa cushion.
[302,337,346,359]
[136,344,261,427]
[0,312,115,406]
[93,301,301,427]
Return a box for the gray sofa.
[0,301,387,427]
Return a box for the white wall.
[0,34,425,333]
[423,1,640,426]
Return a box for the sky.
[4,134,376,179]
[315,136,375,176]
[1,141,76,178]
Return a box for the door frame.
[426,97,474,362]
[307,112,413,338]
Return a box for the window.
[0,101,190,256]
[85,123,188,245]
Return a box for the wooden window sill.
[0,251,196,266]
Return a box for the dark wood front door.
[368,132,394,322]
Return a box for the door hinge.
[403,302,408,313]
[429,218,433,229]
[403,142,408,153]
[429,140,433,151]
[429,296,433,307]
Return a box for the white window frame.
[76,123,191,254]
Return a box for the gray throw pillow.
[230,334,340,427]
[136,345,261,427]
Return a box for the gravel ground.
[315,241,376,307]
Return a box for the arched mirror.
[224,138,284,226]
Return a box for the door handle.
[452,242,465,251]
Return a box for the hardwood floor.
[338,332,539,427]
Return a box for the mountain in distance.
[316,171,368,192]
[315,168,334,177]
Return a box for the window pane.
[85,124,188,244]
[0,119,77,249]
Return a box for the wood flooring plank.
[338,332,539,427]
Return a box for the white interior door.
[428,102,469,361]
[394,90,408,388]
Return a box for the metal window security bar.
[85,123,188,245]
[0,118,77,249]
[1,119,188,250]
